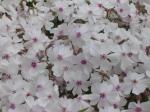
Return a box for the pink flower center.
[26,93,31,97]
[97,4,102,8]
[10,103,16,110]
[58,30,64,35]
[76,32,81,38]
[2,54,10,60]
[116,85,121,91]
[88,10,93,14]
[31,62,37,68]
[100,93,106,99]
[37,84,42,88]
[113,104,118,109]
[100,54,107,60]
[32,37,38,43]
[62,107,66,112]
[119,8,123,13]
[63,66,68,71]
[128,52,133,57]
[76,80,82,86]
[117,0,120,3]
[80,59,87,65]
[100,39,105,43]
[132,80,138,84]
[48,95,52,99]
[135,107,142,112]
[116,36,121,40]
[57,55,63,61]
[121,53,126,57]
[36,84,43,91]
[58,7,64,12]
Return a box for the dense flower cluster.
[0,0,150,112]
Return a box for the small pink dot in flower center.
[113,104,118,109]
[97,4,102,8]
[128,52,133,57]
[100,93,106,99]
[19,64,21,68]
[128,15,131,19]
[119,8,124,13]
[100,54,107,60]
[117,0,120,3]
[32,37,38,43]
[121,53,126,57]
[57,55,63,61]
[58,7,64,12]
[10,103,16,110]
[88,10,93,14]
[48,95,52,99]
[80,59,87,65]
[100,39,105,43]
[2,54,10,60]
[42,111,47,112]
[116,85,121,91]
[37,85,42,88]
[26,93,31,97]
[31,62,37,68]
[58,30,64,35]
[77,96,82,101]
[62,107,66,112]
[76,32,81,38]
[76,80,82,86]
[132,80,138,84]
[63,66,68,71]
[135,107,142,112]
[116,36,121,40]
[36,85,43,91]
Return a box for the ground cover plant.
[0,0,150,112]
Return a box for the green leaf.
[79,108,88,112]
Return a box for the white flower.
[66,71,90,95]
[82,82,120,109]
[90,72,102,86]
[118,45,135,71]
[122,72,148,95]
[77,4,105,23]
[115,3,130,18]
[55,97,91,112]
[51,24,68,39]
[128,101,150,112]
[109,75,123,95]
[47,44,73,63]
[91,0,116,9]
[99,106,121,112]
[68,24,91,47]
[21,56,48,80]
[68,53,92,75]
[89,41,121,71]
[52,61,72,77]
[53,0,73,21]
